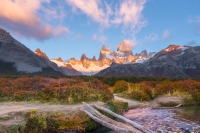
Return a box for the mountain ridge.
[63,40,156,75]
[96,44,200,79]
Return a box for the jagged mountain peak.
[55,57,63,62]
[35,48,42,53]
[0,28,14,41]
[35,48,49,59]
[80,53,87,61]
[101,45,110,51]
[117,40,133,55]
[92,56,96,61]
[99,45,111,60]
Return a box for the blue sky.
[0,0,200,60]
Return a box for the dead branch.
[82,102,155,133]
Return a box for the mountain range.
[1,28,200,79]
[96,45,200,79]
[63,41,156,75]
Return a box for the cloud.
[0,0,68,41]
[144,33,158,42]
[111,0,147,35]
[66,0,147,35]
[41,1,66,21]
[122,39,137,48]
[66,0,110,27]
[92,34,107,44]
[162,30,171,40]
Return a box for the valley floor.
[0,95,183,117]
[0,101,105,117]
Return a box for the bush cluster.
[120,83,152,101]
[0,77,113,103]
[113,80,128,93]
[114,79,200,104]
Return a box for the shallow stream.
[87,106,200,133]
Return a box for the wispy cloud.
[111,0,147,35]
[0,0,68,41]
[41,1,66,21]
[92,34,107,44]
[66,0,110,27]
[162,30,171,40]
[144,33,158,42]
[66,0,147,35]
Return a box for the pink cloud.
[66,0,110,27]
[111,0,147,34]
[0,0,68,41]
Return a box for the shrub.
[119,83,152,101]
[113,80,128,93]
[1,115,11,120]
[0,77,113,103]
[23,110,47,133]
[106,100,128,114]
[48,112,88,132]
[122,90,151,101]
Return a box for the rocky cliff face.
[96,44,200,79]
[35,48,49,59]
[66,41,155,75]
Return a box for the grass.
[0,115,11,121]
[0,77,113,104]
[0,100,128,133]
[118,83,152,101]
[112,79,200,105]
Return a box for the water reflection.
[174,106,200,125]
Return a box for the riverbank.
[0,100,128,133]
[0,95,198,133]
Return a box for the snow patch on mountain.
[163,45,189,52]
[51,60,66,67]
[14,62,42,73]
[71,64,109,75]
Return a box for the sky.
[0,0,200,60]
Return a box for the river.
[87,106,200,133]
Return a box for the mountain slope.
[0,28,80,76]
[96,45,200,78]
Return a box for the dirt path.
[0,95,183,116]
[114,94,149,109]
[0,102,105,116]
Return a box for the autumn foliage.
[0,76,113,103]
[115,79,200,104]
